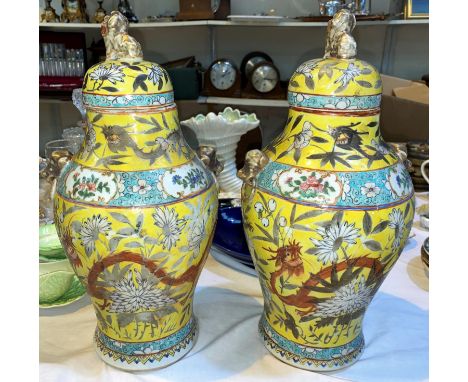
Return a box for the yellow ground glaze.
[83,60,173,96]
[54,185,218,342]
[74,108,193,172]
[288,58,382,97]
[242,185,414,348]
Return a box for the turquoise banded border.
[83,92,175,108]
[256,161,413,209]
[288,92,381,110]
[260,315,363,361]
[56,159,214,208]
[96,316,196,356]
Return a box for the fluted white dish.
[182,107,260,197]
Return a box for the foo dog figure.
[101,11,143,61]
[324,9,357,59]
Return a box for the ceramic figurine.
[41,0,60,23]
[94,1,107,24]
[54,11,220,370]
[118,0,139,23]
[238,9,414,371]
[182,107,260,198]
[61,0,89,23]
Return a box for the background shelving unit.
[39,0,428,152]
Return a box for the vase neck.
[73,106,193,172]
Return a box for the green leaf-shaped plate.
[39,275,86,309]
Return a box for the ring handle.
[421,159,429,184]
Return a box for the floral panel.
[58,159,213,207]
[257,161,413,209]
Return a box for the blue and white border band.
[96,316,196,356]
[83,92,175,108]
[95,316,197,369]
[259,316,364,370]
[288,92,381,110]
[256,161,413,209]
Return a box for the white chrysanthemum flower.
[132,179,152,195]
[314,275,374,318]
[90,64,125,84]
[389,208,405,249]
[360,182,381,198]
[152,207,185,250]
[80,214,111,255]
[261,218,269,227]
[310,221,360,264]
[108,270,175,313]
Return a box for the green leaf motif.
[311,136,328,143]
[110,212,132,225]
[363,212,372,236]
[372,221,389,234]
[290,80,300,88]
[92,114,103,123]
[356,80,372,88]
[364,240,382,251]
[101,86,119,92]
[133,74,148,91]
[305,76,315,90]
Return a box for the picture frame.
[405,0,429,19]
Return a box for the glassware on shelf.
[44,139,75,160]
[39,43,85,77]
[318,0,344,16]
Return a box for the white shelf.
[39,19,428,30]
[198,96,288,108]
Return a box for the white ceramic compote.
[182,107,260,198]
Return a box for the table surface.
[40,194,429,382]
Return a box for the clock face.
[210,61,237,91]
[245,56,268,78]
[251,64,279,93]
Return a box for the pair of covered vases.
[53,11,414,372]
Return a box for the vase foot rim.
[259,317,364,371]
[94,316,197,371]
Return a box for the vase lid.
[82,11,174,109]
[288,10,382,110]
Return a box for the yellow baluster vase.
[239,10,415,371]
[53,11,219,370]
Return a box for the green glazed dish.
[39,224,66,259]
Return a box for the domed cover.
[288,58,382,110]
[82,60,174,109]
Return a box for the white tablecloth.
[40,194,429,382]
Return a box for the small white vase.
[182,107,260,197]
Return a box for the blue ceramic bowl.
[213,202,252,264]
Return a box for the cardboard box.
[380,74,429,142]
